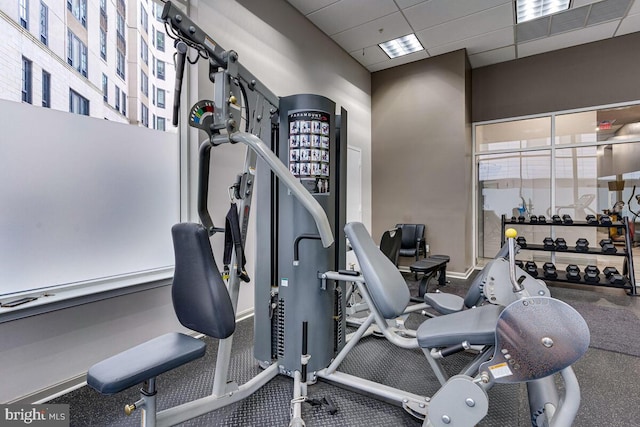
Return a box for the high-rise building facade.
[0,0,175,131]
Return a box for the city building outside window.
[42,70,50,107]
[19,0,28,29]
[40,2,48,45]
[69,89,89,116]
[22,57,32,103]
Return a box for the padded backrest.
[463,242,515,308]
[346,222,410,319]
[379,228,402,266]
[395,223,425,249]
[171,223,236,339]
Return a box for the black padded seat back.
[380,227,402,266]
[395,223,425,257]
[345,222,410,319]
[171,223,235,339]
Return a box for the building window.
[21,57,32,104]
[116,50,125,79]
[67,0,87,27]
[102,73,108,102]
[141,38,148,65]
[141,103,149,127]
[100,29,107,60]
[115,85,120,111]
[67,30,88,77]
[141,70,148,97]
[19,0,28,29]
[140,4,148,34]
[156,31,165,52]
[156,59,165,80]
[122,92,127,116]
[154,2,163,21]
[40,2,48,45]
[69,89,89,116]
[42,70,50,107]
[157,88,165,108]
[152,83,155,105]
[116,12,124,37]
[156,116,165,131]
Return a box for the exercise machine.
[86,4,590,426]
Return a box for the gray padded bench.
[87,332,206,395]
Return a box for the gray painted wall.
[1,0,371,403]
[472,32,640,122]
[371,50,473,274]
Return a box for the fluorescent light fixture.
[378,34,424,59]
[516,0,571,24]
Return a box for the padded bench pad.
[424,292,465,315]
[409,258,447,273]
[417,304,502,349]
[87,332,206,395]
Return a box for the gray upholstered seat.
[416,304,502,349]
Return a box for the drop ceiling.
[286,0,640,72]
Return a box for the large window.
[140,4,148,34]
[102,73,108,103]
[141,38,149,65]
[19,0,28,29]
[116,50,125,79]
[157,88,165,108]
[69,89,89,115]
[141,70,148,97]
[141,102,149,127]
[156,30,165,52]
[67,0,87,27]
[100,29,107,60]
[475,103,640,261]
[39,2,48,45]
[21,57,32,104]
[67,30,88,77]
[156,59,165,80]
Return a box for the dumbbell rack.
[500,215,637,296]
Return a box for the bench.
[409,255,450,299]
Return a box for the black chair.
[379,227,402,266]
[395,223,427,261]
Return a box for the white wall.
[0,0,371,403]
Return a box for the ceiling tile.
[468,45,517,68]
[405,0,511,31]
[349,45,389,66]
[286,0,339,15]
[306,0,399,35]
[628,0,640,14]
[428,27,514,57]
[332,12,413,52]
[616,11,640,35]
[368,50,429,72]
[517,20,619,58]
[571,0,600,7]
[417,3,514,48]
[395,0,425,8]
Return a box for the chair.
[379,227,402,266]
[395,223,427,261]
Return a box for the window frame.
[42,70,50,108]
[21,56,32,104]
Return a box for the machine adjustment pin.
[465,398,475,407]
[442,415,451,424]
[542,337,554,348]
[124,404,136,416]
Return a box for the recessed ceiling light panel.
[378,34,424,59]
[516,0,571,24]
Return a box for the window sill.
[0,267,174,324]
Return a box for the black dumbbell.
[515,260,524,269]
[585,214,598,224]
[511,216,517,223]
[516,236,527,248]
[603,266,619,278]
[575,238,589,252]
[584,265,600,283]
[600,215,612,225]
[525,261,538,277]
[518,215,526,223]
[543,237,555,250]
[599,239,617,254]
[555,238,568,251]
[530,215,538,223]
[543,262,557,279]
[552,214,562,224]
[537,215,547,223]
[562,214,573,224]
[609,274,626,286]
[566,264,581,281]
